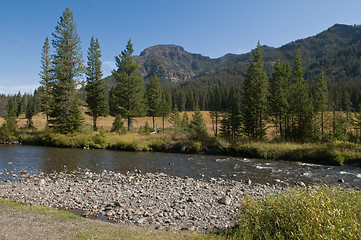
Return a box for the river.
[0,144,360,187]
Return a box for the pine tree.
[190,106,208,141]
[86,36,106,131]
[25,98,35,129]
[158,90,171,133]
[65,98,84,133]
[146,73,162,131]
[168,107,181,135]
[289,51,313,142]
[112,39,145,131]
[269,59,291,140]
[181,112,190,133]
[221,88,241,139]
[111,114,126,134]
[314,71,329,141]
[241,43,269,140]
[0,98,18,141]
[209,86,222,137]
[39,36,53,124]
[50,8,83,133]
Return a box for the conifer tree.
[39,36,53,124]
[146,73,162,131]
[111,114,126,134]
[181,112,190,133]
[209,86,222,137]
[221,88,241,139]
[168,107,181,135]
[86,36,106,131]
[112,39,145,131]
[289,51,313,142]
[25,98,35,129]
[241,43,268,140]
[158,90,171,133]
[50,8,83,133]
[0,98,18,141]
[190,106,208,140]
[269,59,291,140]
[66,99,84,133]
[314,71,329,141]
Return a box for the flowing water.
[1,144,360,187]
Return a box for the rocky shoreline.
[0,169,287,231]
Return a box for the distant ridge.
[105,24,361,88]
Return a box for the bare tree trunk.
[93,115,97,131]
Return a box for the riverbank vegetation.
[222,186,361,239]
[2,8,361,166]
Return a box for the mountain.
[105,24,361,88]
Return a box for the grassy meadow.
[2,109,361,166]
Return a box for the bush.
[223,186,361,239]
[138,121,152,135]
[110,115,126,134]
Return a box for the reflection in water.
[0,144,360,187]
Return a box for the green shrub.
[224,186,361,239]
[138,121,153,135]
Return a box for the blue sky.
[1,0,361,94]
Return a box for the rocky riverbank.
[0,169,287,231]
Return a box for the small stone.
[297,181,306,187]
[186,197,194,203]
[181,224,195,231]
[217,196,231,205]
[38,179,46,186]
[137,217,146,224]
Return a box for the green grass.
[222,185,361,239]
[2,187,361,239]
[0,198,223,240]
[222,141,361,165]
[18,129,361,165]
[0,198,83,221]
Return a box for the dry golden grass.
[0,109,216,133]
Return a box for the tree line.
[2,8,361,144]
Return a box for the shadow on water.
[0,144,360,187]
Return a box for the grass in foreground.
[0,198,222,240]
[223,185,361,239]
[1,186,360,239]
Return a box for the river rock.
[217,196,231,205]
[38,179,45,186]
[0,169,286,232]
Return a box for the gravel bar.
[0,169,287,231]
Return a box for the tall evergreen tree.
[221,88,241,139]
[314,71,329,141]
[25,97,36,129]
[112,39,145,131]
[85,36,106,131]
[39,36,53,124]
[0,98,18,141]
[209,86,222,137]
[289,51,313,142]
[158,90,171,133]
[269,59,291,140]
[168,107,181,135]
[146,73,162,131]
[241,43,269,140]
[50,8,83,133]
